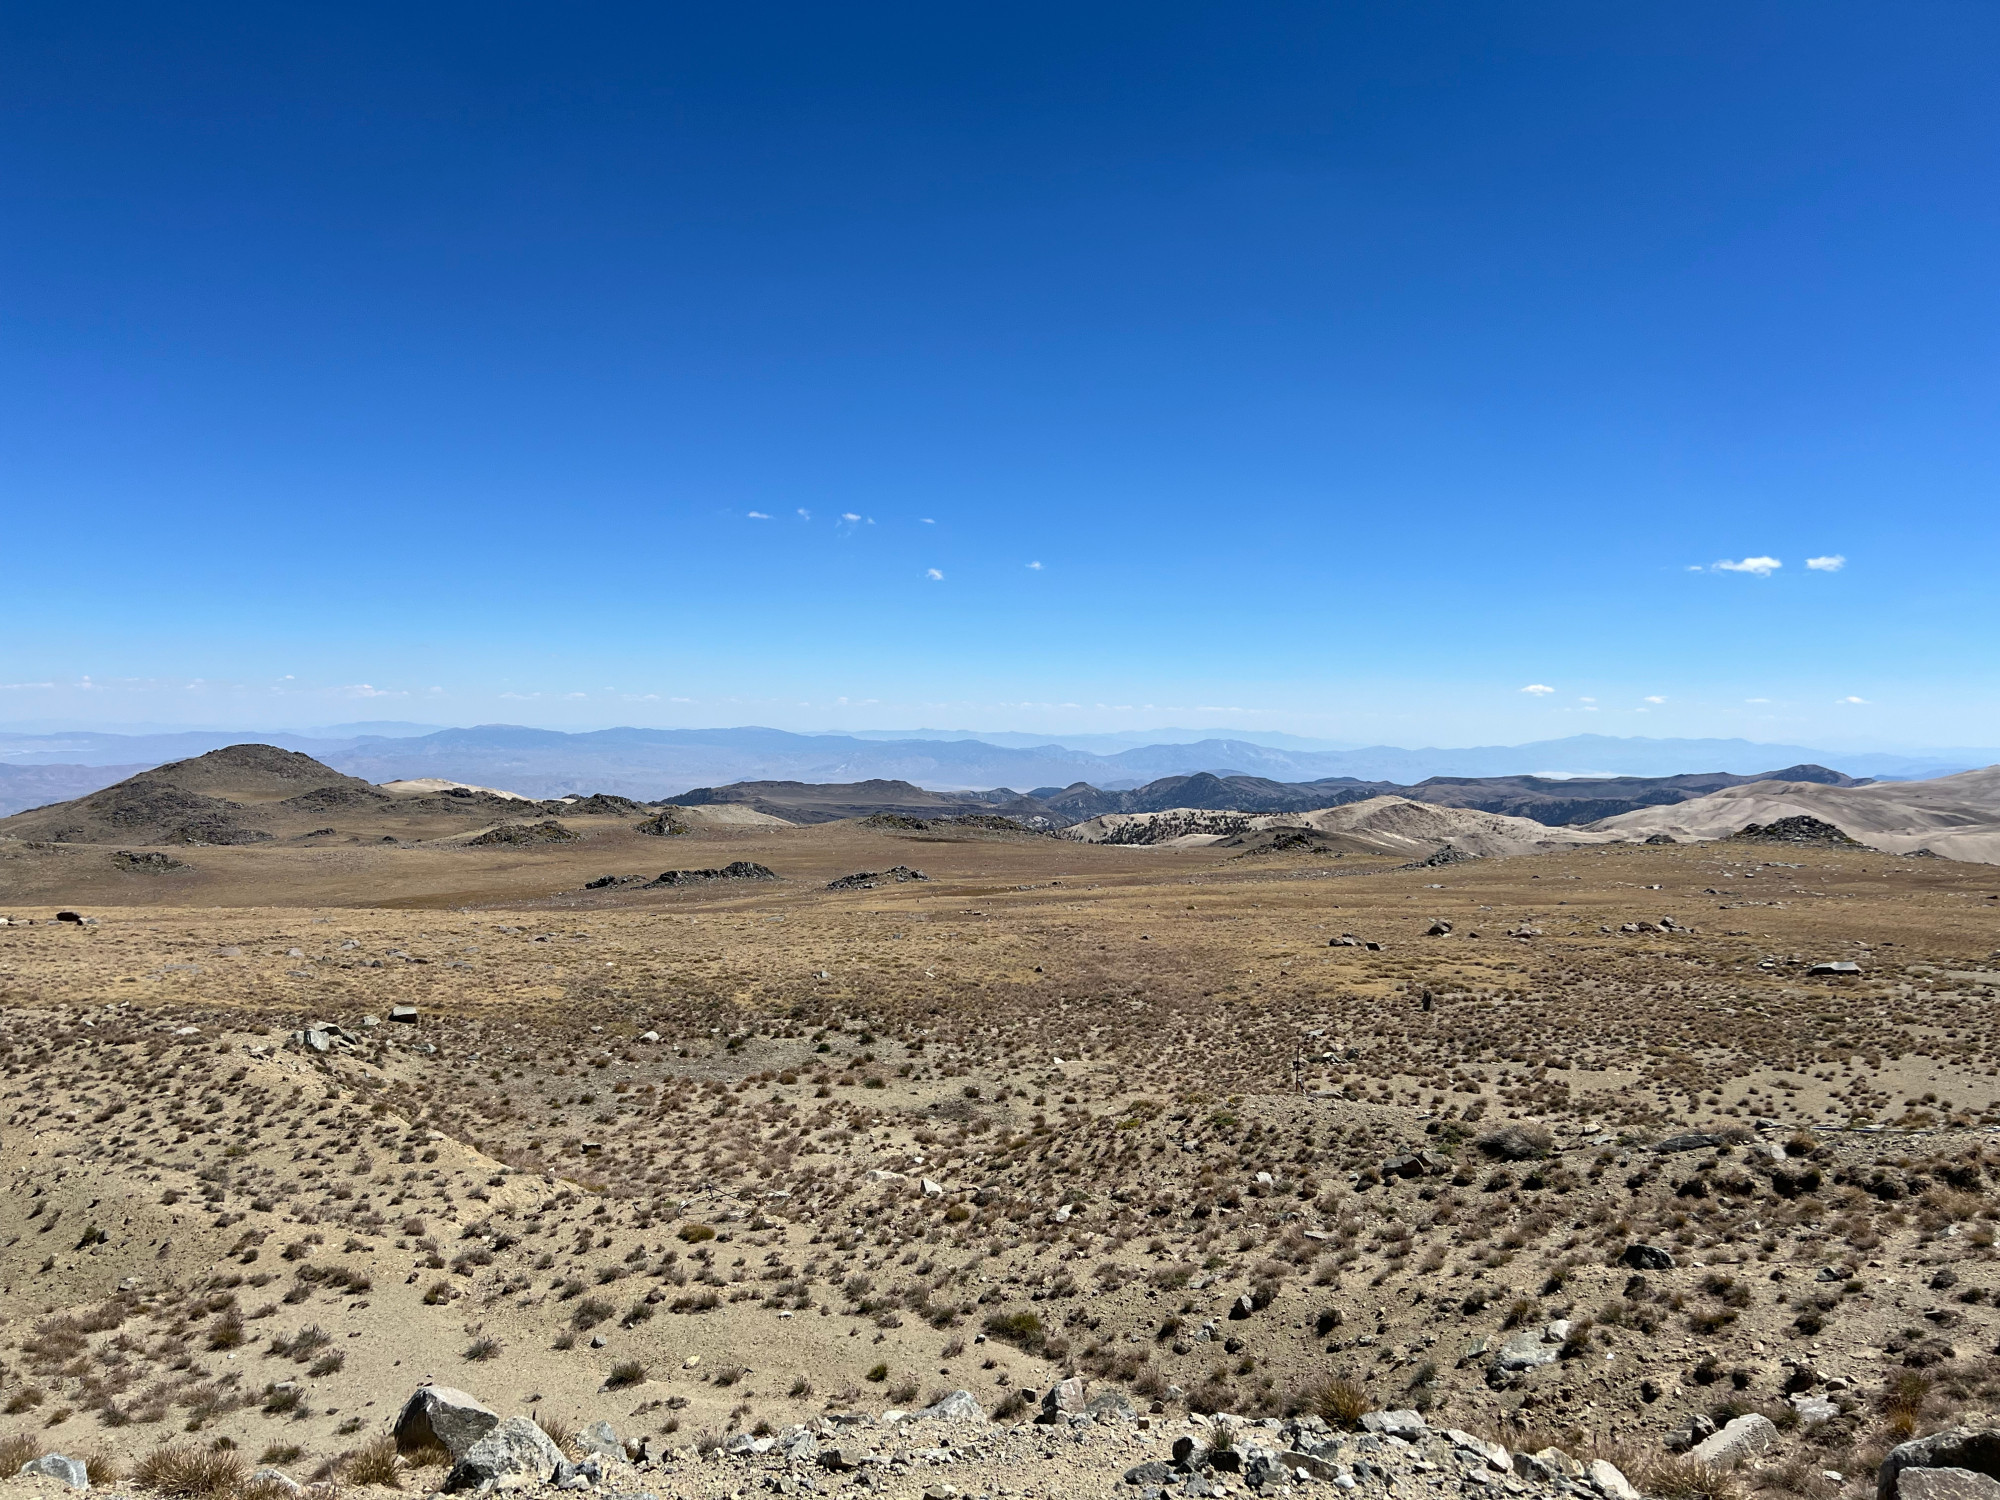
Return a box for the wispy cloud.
[746,511,771,520]
[796,508,811,520]
[1026,560,1043,570]
[1715,556,1782,576]
[841,512,861,523]
[1806,554,1846,572]
[1838,695,1868,705]
[1643,695,1666,704]
[925,568,944,581]
[920,517,935,524]
[1520,684,1555,695]
[342,683,405,698]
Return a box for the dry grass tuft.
[1300,1375,1371,1429]
[134,1444,250,1499]
[1641,1455,1751,1500]
[0,1432,42,1473]
[340,1435,401,1489]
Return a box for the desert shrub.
[604,1361,647,1390]
[134,1444,249,1498]
[83,1452,123,1487]
[676,1223,716,1243]
[569,1298,614,1331]
[982,1310,1045,1354]
[1300,1375,1370,1429]
[0,1433,40,1473]
[1641,1455,1749,1500]
[342,1435,401,1488]
[864,1363,889,1383]
[463,1337,501,1362]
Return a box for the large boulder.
[1691,1414,1779,1468]
[1879,1430,2000,1500]
[394,1385,501,1459]
[443,1416,565,1492]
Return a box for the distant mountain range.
[675,764,1869,828]
[0,723,1991,814]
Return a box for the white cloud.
[1806,554,1846,572]
[342,683,404,698]
[925,568,944,581]
[842,512,861,523]
[796,508,811,520]
[1715,556,1782,576]
[746,511,771,520]
[1746,697,1770,704]
[920,517,935,524]
[1643,695,1666,704]
[1520,684,1555,695]
[1579,696,1596,703]
[1026,560,1043,570]
[1838,695,1868,704]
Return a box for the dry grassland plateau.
[3,801,2000,1500]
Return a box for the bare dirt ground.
[2,819,1998,1500]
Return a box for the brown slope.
[0,744,644,849]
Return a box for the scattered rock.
[112,850,187,874]
[1690,1413,1779,1467]
[394,1384,501,1460]
[915,1390,985,1423]
[442,1415,565,1492]
[648,861,779,887]
[466,820,580,847]
[1729,816,1868,848]
[827,865,930,891]
[818,1444,876,1472]
[1622,1243,1677,1271]
[1590,1459,1642,1500]
[1359,1410,1428,1439]
[1653,1131,1726,1154]
[575,1420,624,1460]
[1477,1124,1554,1160]
[18,1455,88,1491]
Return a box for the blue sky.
[4,2,1996,747]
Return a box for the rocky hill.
[0,747,656,848]
[1592,766,2000,863]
